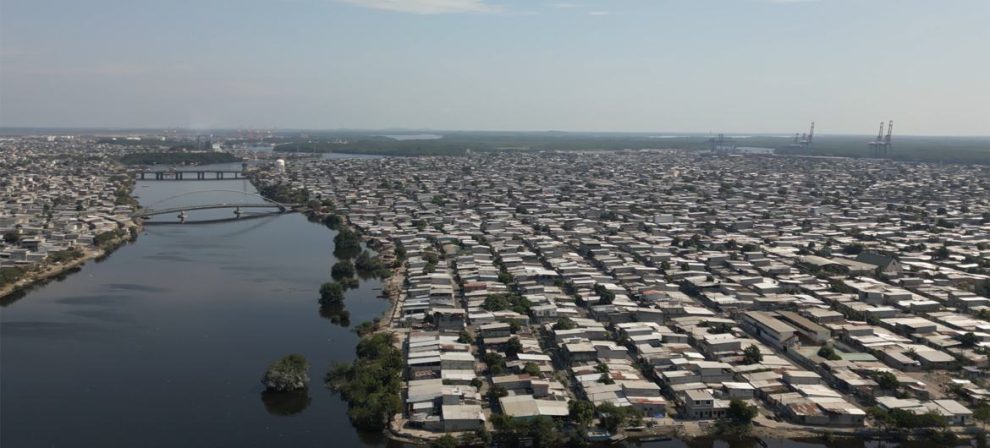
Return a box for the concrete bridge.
[137,170,245,181]
[134,203,289,218]
[132,190,297,224]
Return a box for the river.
[0,163,393,447]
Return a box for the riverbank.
[0,225,138,303]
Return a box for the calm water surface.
[1,169,391,448]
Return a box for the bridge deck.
[134,203,288,218]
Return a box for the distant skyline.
[1,0,988,136]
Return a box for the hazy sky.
[1,0,988,135]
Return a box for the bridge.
[131,190,297,224]
[136,170,246,181]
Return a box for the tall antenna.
[807,121,815,144]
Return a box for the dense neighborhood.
[0,136,140,296]
[253,149,990,443]
[3,136,990,444]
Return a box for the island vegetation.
[261,354,310,392]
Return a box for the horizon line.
[0,126,987,139]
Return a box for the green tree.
[319,282,346,306]
[818,344,842,361]
[569,399,595,429]
[484,352,506,375]
[457,330,474,344]
[975,279,990,298]
[874,371,900,391]
[523,362,541,377]
[505,337,523,358]
[2,231,19,244]
[325,332,402,432]
[972,402,990,429]
[706,322,733,334]
[597,402,638,433]
[726,399,758,425]
[261,354,310,392]
[331,260,356,279]
[742,344,762,365]
[961,332,978,348]
[552,317,577,331]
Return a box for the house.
[855,252,902,277]
[741,311,798,349]
[442,404,485,432]
[681,389,728,419]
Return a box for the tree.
[726,399,758,425]
[552,317,577,331]
[706,322,734,334]
[598,373,615,385]
[961,332,978,348]
[261,354,310,392]
[457,330,474,344]
[742,345,762,365]
[596,402,639,433]
[319,282,346,306]
[481,293,531,314]
[484,352,506,375]
[569,399,595,429]
[2,231,19,245]
[874,371,900,391]
[933,245,951,260]
[325,333,403,432]
[975,279,990,299]
[331,260,356,280]
[818,344,841,361]
[523,362,541,377]
[842,243,865,255]
[593,284,616,304]
[973,402,990,429]
[505,337,523,358]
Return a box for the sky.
[1,0,988,135]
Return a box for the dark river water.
[0,164,391,448]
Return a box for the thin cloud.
[337,0,500,14]
[587,10,615,16]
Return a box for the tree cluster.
[325,333,402,431]
[481,293,531,315]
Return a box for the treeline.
[255,183,309,205]
[325,333,403,431]
[118,152,240,166]
[274,138,476,156]
[0,266,26,287]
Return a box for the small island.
[261,354,310,392]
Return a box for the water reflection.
[319,303,351,327]
[261,390,312,417]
